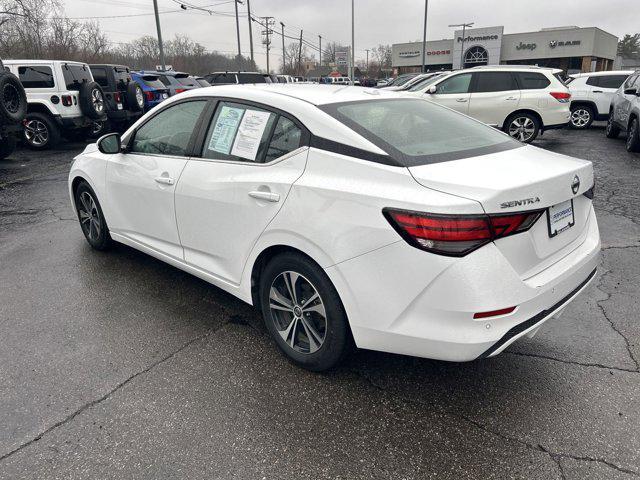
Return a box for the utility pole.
[246,0,254,65]
[260,17,274,74]
[280,22,286,73]
[234,0,242,60]
[449,22,474,69]
[421,0,428,72]
[365,48,369,73]
[318,35,322,67]
[350,0,354,82]
[152,0,166,70]
[298,29,303,76]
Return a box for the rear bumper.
[55,115,97,130]
[106,109,142,124]
[325,205,601,362]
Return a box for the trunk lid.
[408,145,595,279]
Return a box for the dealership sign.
[398,50,420,58]
[398,49,451,58]
[516,42,537,51]
[550,40,581,48]
[457,34,499,43]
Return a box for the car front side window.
[436,74,472,94]
[130,100,207,156]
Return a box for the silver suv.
[606,70,640,152]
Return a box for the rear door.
[175,100,309,284]
[426,73,472,115]
[591,74,630,115]
[468,71,521,127]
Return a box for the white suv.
[405,66,571,143]
[3,60,107,149]
[567,70,634,129]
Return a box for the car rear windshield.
[238,73,267,83]
[320,98,522,166]
[138,75,165,89]
[62,64,93,90]
[176,76,200,87]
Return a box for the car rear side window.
[473,72,517,93]
[264,117,303,162]
[91,67,109,88]
[208,73,236,84]
[598,75,629,89]
[237,73,267,83]
[201,102,277,162]
[514,72,551,89]
[321,98,521,166]
[131,100,207,156]
[62,64,93,90]
[585,76,600,87]
[18,66,54,88]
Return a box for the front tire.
[569,105,594,129]
[626,118,640,153]
[74,180,112,250]
[23,112,60,150]
[259,252,352,371]
[605,114,621,139]
[505,112,539,143]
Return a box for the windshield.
[408,74,444,92]
[320,98,521,166]
[389,75,416,87]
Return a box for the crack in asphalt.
[352,368,640,478]
[505,350,639,374]
[0,321,232,464]
[594,267,640,372]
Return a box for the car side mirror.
[97,133,121,154]
[624,87,639,96]
[426,85,437,94]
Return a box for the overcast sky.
[62,0,637,70]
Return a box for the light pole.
[281,22,286,73]
[421,0,428,73]
[350,0,355,82]
[246,0,254,65]
[152,0,166,70]
[449,22,474,69]
[319,35,322,67]
[234,0,242,60]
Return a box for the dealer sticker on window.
[547,199,575,237]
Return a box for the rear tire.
[504,112,539,143]
[0,72,27,124]
[0,135,17,160]
[569,105,594,129]
[23,112,60,150]
[626,118,640,153]
[78,82,106,120]
[605,114,621,139]
[259,252,352,371]
[73,180,112,250]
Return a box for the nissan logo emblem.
[571,175,580,194]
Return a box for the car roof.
[570,70,636,78]
[3,59,88,66]
[180,84,400,106]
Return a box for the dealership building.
[392,26,618,75]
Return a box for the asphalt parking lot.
[1,126,639,480]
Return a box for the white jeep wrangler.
[3,60,107,149]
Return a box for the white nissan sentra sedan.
[68,84,600,371]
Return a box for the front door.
[591,74,631,115]
[104,99,208,259]
[425,73,473,116]
[175,101,308,285]
[468,71,521,127]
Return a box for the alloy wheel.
[136,87,144,108]
[570,108,591,128]
[3,83,20,113]
[91,89,105,114]
[78,191,101,242]
[508,117,536,142]
[24,120,49,146]
[269,271,327,354]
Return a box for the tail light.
[174,88,186,94]
[144,91,155,101]
[383,208,544,257]
[114,92,122,103]
[550,91,571,103]
[61,95,73,107]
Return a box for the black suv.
[204,71,270,85]
[89,64,145,137]
[0,58,27,160]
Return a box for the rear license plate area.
[547,199,575,237]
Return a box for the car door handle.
[248,191,280,202]
[154,176,175,185]
[455,98,468,103]
[593,90,604,93]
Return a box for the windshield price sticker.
[208,106,245,154]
